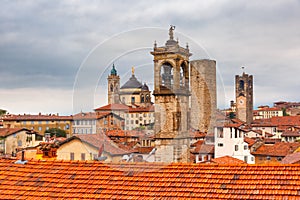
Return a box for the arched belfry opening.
[160,62,174,90]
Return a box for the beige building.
[0,128,44,155]
[57,133,132,162]
[253,106,283,120]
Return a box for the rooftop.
[252,142,300,157]
[1,159,300,199]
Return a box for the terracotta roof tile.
[1,159,300,199]
[252,142,300,157]
[73,112,97,120]
[281,152,300,164]
[0,128,42,137]
[211,156,246,164]
[244,137,256,147]
[94,104,129,111]
[1,114,72,121]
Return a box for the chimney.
[21,149,25,161]
[14,149,28,165]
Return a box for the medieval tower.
[107,64,120,104]
[151,26,191,163]
[235,72,253,124]
[190,60,217,133]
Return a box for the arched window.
[141,95,145,103]
[239,80,244,91]
[110,84,114,92]
[161,63,173,89]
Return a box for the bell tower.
[235,71,253,124]
[151,26,191,163]
[107,64,120,104]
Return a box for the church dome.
[120,75,143,89]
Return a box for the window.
[217,128,223,138]
[38,121,42,124]
[70,153,75,160]
[38,127,42,131]
[31,121,34,125]
[46,121,49,124]
[217,143,223,147]
[81,153,86,161]
[131,120,133,124]
[135,120,139,124]
[46,127,49,130]
[277,157,282,161]
[23,121,26,125]
[36,134,43,141]
[131,96,135,103]
[244,145,248,150]
[244,156,248,163]
[235,145,239,151]
[266,156,271,160]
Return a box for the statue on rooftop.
[169,25,175,40]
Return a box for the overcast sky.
[1,0,300,115]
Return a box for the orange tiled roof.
[191,141,214,154]
[1,159,300,199]
[281,130,300,137]
[0,128,27,137]
[244,137,256,147]
[0,128,42,137]
[252,116,300,127]
[211,156,246,164]
[256,107,281,111]
[73,112,97,120]
[94,103,129,111]
[252,142,300,157]
[1,114,72,121]
[281,152,300,164]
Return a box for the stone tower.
[190,59,217,133]
[151,26,191,163]
[107,64,120,104]
[235,72,253,124]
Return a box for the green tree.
[45,128,67,138]
[282,108,289,116]
[229,112,236,119]
[0,109,7,116]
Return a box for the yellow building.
[1,113,73,136]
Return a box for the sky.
[1,0,300,115]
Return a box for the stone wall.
[190,59,217,133]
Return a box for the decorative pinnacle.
[131,66,135,75]
[154,40,157,48]
[169,25,175,40]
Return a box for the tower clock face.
[239,99,244,105]
[237,96,246,106]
